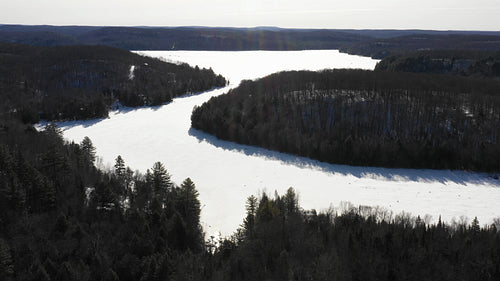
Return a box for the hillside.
[340,34,500,58]
[1,25,500,58]
[0,43,226,123]
[0,25,371,51]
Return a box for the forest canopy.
[0,43,226,123]
[375,50,500,77]
[192,69,500,172]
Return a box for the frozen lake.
[55,50,500,237]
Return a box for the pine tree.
[246,195,258,217]
[177,178,201,225]
[283,187,299,216]
[81,136,96,164]
[176,178,202,252]
[244,195,258,237]
[114,155,126,178]
[149,162,172,204]
[471,217,480,233]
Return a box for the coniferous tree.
[176,178,202,252]
[148,162,172,204]
[283,187,299,216]
[177,178,201,226]
[471,217,480,233]
[81,136,97,164]
[114,155,126,178]
[244,195,258,236]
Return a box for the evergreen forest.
[1,121,499,280]
[192,69,500,172]
[0,118,208,280]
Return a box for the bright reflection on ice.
[54,50,500,237]
[140,50,380,86]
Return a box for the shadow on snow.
[42,86,229,130]
[188,127,500,187]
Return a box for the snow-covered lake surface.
[53,50,500,237]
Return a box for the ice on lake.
[52,50,500,237]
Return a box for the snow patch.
[128,65,135,80]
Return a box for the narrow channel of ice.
[53,50,500,237]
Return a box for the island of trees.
[192,69,500,172]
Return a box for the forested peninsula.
[0,43,226,123]
[375,50,500,77]
[192,69,500,172]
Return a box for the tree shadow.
[175,85,229,100]
[188,127,500,186]
[40,86,229,130]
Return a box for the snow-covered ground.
[52,50,500,237]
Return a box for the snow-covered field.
[53,50,500,237]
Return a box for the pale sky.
[1,0,499,31]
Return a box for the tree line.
[339,34,500,59]
[375,50,500,77]
[192,69,500,172]
[0,43,226,123]
[208,189,500,281]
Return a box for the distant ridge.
[1,25,499,58]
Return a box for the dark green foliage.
[146,161,172,206]
[340,34,500,58]
[209,190,500,281]
[376,50,500,77]
[174,178,203,252]
[2,118,499,280]
[80,136,96,164]
[192,69,500,172]
[0,119,205,280]
[0,42,226,123]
